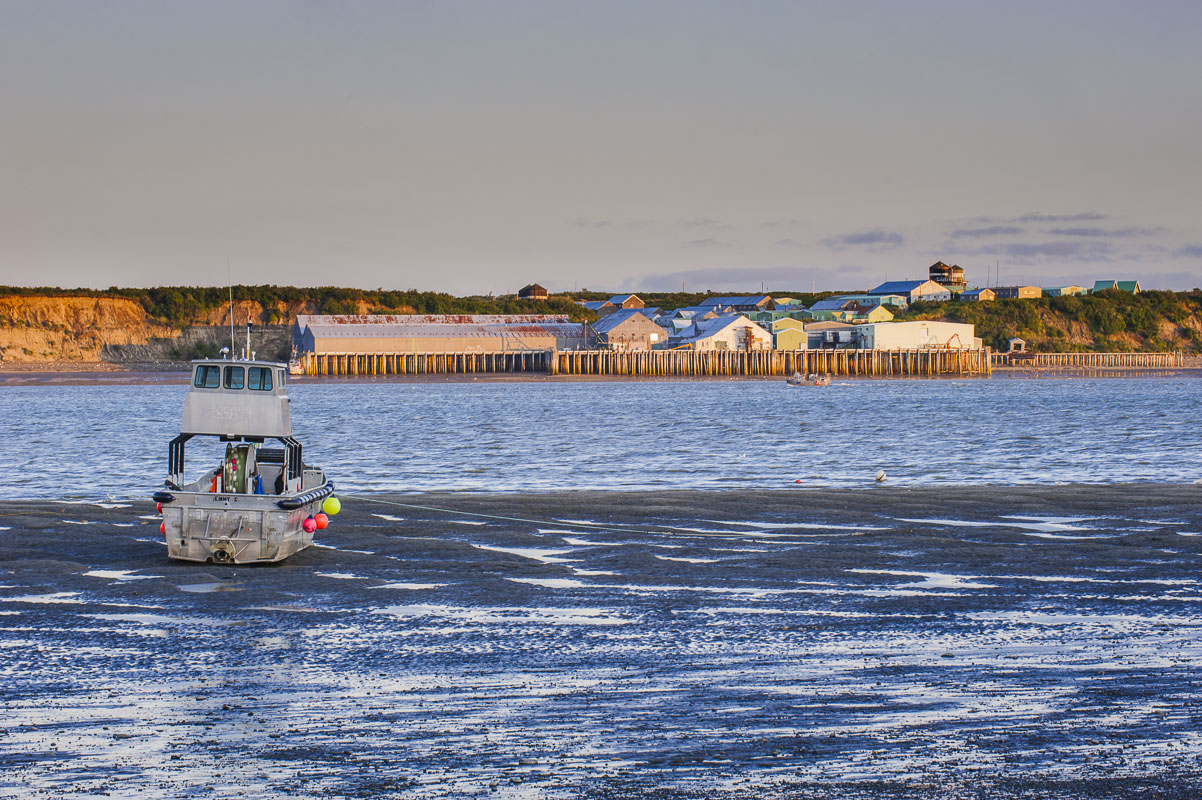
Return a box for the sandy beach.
[3,484,1201,798]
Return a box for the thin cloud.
[685,238,736,249]
[970,212,1109,225]
[985,241,1117,264]
[774,238,801,247]
[1175,243,1202,259]
[1048,227,1160,238]
[821,229,904,250]
[1017,212,1108,223]
[949,225,1023,239]
[570,218,655,229]
[680,217,733,230]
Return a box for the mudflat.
[2,485,1201,798]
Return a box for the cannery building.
[293,314,589,355]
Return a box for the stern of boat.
[156,482,333,565]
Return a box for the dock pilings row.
[301,348,995,377]
[991,351,1183,368]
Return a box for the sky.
[2,0,1200,295]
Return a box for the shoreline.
[18,478,1202,504]
[2,361,1199,386]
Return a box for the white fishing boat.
[154,346,336,564]
[786,371,831,387]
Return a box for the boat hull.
[161,488,330,564]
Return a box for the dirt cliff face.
[0,295,304,365]
[0,296,177,363]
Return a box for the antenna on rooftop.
[227,261,236,359]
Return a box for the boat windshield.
[224,366,245,389]
[248,366,273,391]
[194,365,220,388]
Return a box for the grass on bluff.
[4,284,1201,354]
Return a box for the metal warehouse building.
[293,314,589,355]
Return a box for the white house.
[867,280,952,304]
[855,321,981,350]
[672,314,774,351]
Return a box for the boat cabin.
[168,359,309,495]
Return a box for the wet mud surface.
[2,485,1202,798]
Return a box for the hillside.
[2,285,1200,365]
[0,285,597,365]
[897,290,1202,353]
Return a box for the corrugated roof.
[868,280,933,294]
[607,294,641,305]
[810,298,856,311]
[304,321,585,340]
[297,313,569,328]
[591,308,656,334]
[696,295,773,308]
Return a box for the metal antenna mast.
[228,261,236,359]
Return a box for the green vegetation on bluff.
[0,285,594,325]
[3,284,1200,355]
[897,289,1202,353]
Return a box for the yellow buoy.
[323,496,341,516]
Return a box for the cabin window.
[223,366,245,390]
[194,365,220,388]
[248,367,273,391]
[278,369,286,386]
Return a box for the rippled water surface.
[1,375,1199,499]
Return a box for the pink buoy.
[302,517,317,533]
[314,512,329,530]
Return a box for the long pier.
[302,351,553,376]
[302,348,993,378]
[992,351,1183,368]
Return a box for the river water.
[1,374,1199,500]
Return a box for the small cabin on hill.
[929,261,967,293]
[960,288,996,302]
[518,283,548,301]
[606,294,645,310]
[992,285,1043,300]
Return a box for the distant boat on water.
[787,372,831,387]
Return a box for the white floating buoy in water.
[875,469,887,483]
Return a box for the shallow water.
[3,488,1201,797]
[0,375,1198,500]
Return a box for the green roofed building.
[1092,280,1142,294]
